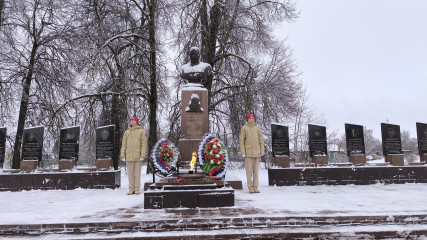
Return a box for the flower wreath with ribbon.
[197,133,228,178]
[151,139,179,177]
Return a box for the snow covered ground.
[1,166,426,226]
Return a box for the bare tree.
[401,129,418,162]
[0,0,79,169]
[364,128,382,156]
[171,0,302,157]
[48,0,176,169]
[290,86,323,162]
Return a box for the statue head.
[180,46,212,85]
[189,47,200,65]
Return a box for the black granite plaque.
[96,125,115,160]
[21,127,44,161]
[59,126,80,161]
[381,123,402,155]
[0,127,6,163]
[416,122,427,156]
[308,124,327,157]
[271,123,289,157]
[345,123,365,156]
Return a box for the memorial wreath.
[151,139,179,177]
[197,133,228,178]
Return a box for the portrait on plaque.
[22,127,44,161]
[59,126,80,161]
[96,125,115,160]
[0,128,6,163]
[345,123,365,156]
[416,122,427,156]
[271,124,289,157]
[381,123,402,155]
[308,124,327,157]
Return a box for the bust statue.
[179,47,213,85]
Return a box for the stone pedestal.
[312,156,328,166]
[275,156,290,168]
[58,159,75,171]
[349,155,366,165]
[179,87,209,166]
[20,160,39,172]
[385,154,404,166]
[181,87,209,139]
[96,159,112,171]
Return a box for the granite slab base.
[144,184,234,209]
[268,166,427,186]
[0,170,120,191]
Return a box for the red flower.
[204,153,207,158]
[214,159,219,164]
[160,153,164,158]
[213,148,219,154]
[214,138,219,142]
[206,145,211,151]
[209,154,214,160]
[175,177,184,182]
[220,155,224,160]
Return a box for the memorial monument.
[58,126,80,171]
[381,123,403,166]
[345,123,366,165]
[178,47,212,167]
[95,125,115,170]
[416,122,427,162]
[144,46,235,209]
[271,123,290,167]
[0,127,6,169]
[21,126,44,171]
[308,124,328,165]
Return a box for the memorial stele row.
[0,122,426,169]
[270,122,427,167]
[0,125,115,170]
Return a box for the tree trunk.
[12,44,38,169]
[0,0,4,27]
[111,87,126,170]
[202,0,222,90]
[200,0,222,107]
[146,0,157,173]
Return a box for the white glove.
[121,158,126,162]
[140,157,145,161]
[242,154,246,157]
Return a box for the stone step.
[1,214,425,237]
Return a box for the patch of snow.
[0,167,426,226]
[180,62,211,73]
[96,125,115,129]
[60,126,80,130]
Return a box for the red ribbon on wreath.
[160,159,170,169]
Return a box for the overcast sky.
[275,0,427,139]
